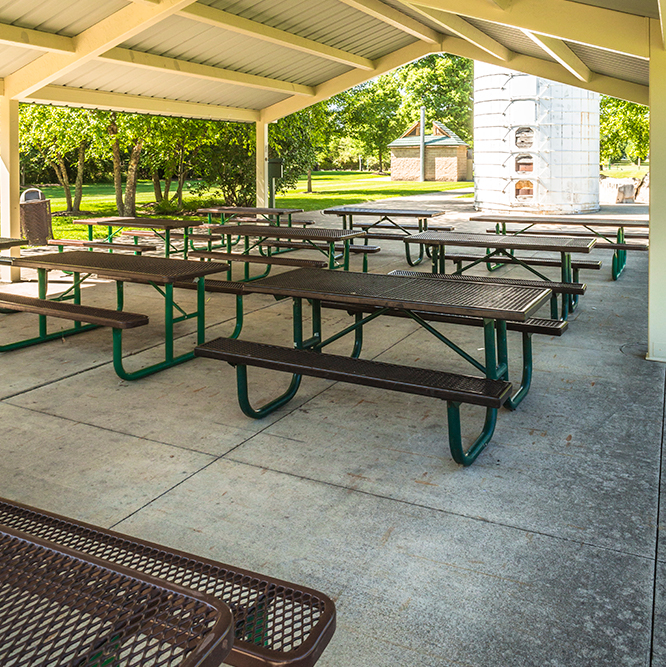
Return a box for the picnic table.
[11,251,228,380]
[470,213,648,279]
[75,217,205,258]
[196,268,552,464]
[198,206,304,226]
[405,230,596,319]
[220,224,367,271]
[0,523,234,667]
[323,206,450,266]
[0,496,336,667]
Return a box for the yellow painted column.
[255,120,268,207]
[649,19,666,362]
[0,96,20,282]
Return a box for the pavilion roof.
[1,0,652,123]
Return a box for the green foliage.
[395,54,473,145]
[192,122,255,206]
[600,96,649,165]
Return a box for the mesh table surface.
[0,237,23,250]
[12,251,229,283]
[242,268,551,321]
[74,218,203,230]
[197,207,303,215]
[0,526,233,667]
[405,230,596,253]
[323,207,445,218]
[227,225,365,242]
[0,499,335,667]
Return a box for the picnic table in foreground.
[323,206,451,266]
[0,523,234,667]
[10,251,228,380]
[0,496,336,667]
[405,230,596,319]
[196,267,552,465]
[470,213,648,279]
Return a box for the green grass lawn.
[601,162,649,179]
[38,172,472,239]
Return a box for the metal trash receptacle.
[20,188,53,246]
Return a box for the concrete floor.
[0,191,662,667]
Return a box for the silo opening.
[515,155,533,172]
[515,180,534,198]
[515,127,534,148]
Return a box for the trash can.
[20,188,53,246]
[267,158,284,209]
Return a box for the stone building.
[389,121,469,181]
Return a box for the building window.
[515,127,534,149]
[515,180,534,198]
[515,155,533,172]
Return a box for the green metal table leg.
[447,402,499,466]
[560,252,572,320]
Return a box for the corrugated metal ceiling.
[0,0,127,37]
[52,59,288,109]
[0,0,652,118]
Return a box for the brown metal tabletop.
[0,496,336,667]
[74,217,205,258]
[75,216,203,230]
[405,230,596,253]
[0,237,23,250]
[198,206,304,216]
[241,267,551,321]
[12,250,228,283]
[323,206,446,219]
[226,225,366,270]
[0,524,233,667]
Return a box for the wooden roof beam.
[336,0,441,43]
[100,48,315,96]
[25,85,260,122]
[402,2,512,60]
[412,0,650,58]
[0,23,74,53]
[522,30,592,82]
[179,4,374,70]
[3,0,201,100]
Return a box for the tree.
[19,104,96,212]
[600,96,649,166]
[395,54,473,145]
[143,117,212,209]
[334,74,403,172]
[92,112,155,217]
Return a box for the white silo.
[474,61,600,214]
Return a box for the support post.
[0,96,20,282]
[649,19,666,362]
[419,106,426,182]
[256,119,269,207]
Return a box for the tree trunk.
[73,141,86,213]
[176,150,186,208]
[307,168,312,193]
[123,140,144,217]
[163,177,173,202]
[57,155,73,212]
[152,171,163,202]
[108,115,125,216]
[378,148,383,174]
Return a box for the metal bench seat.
[195,337,512,465]
[0,292,149,329]
[48,239,157,253]
[443,252,602,272]
[190,250,327,269]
